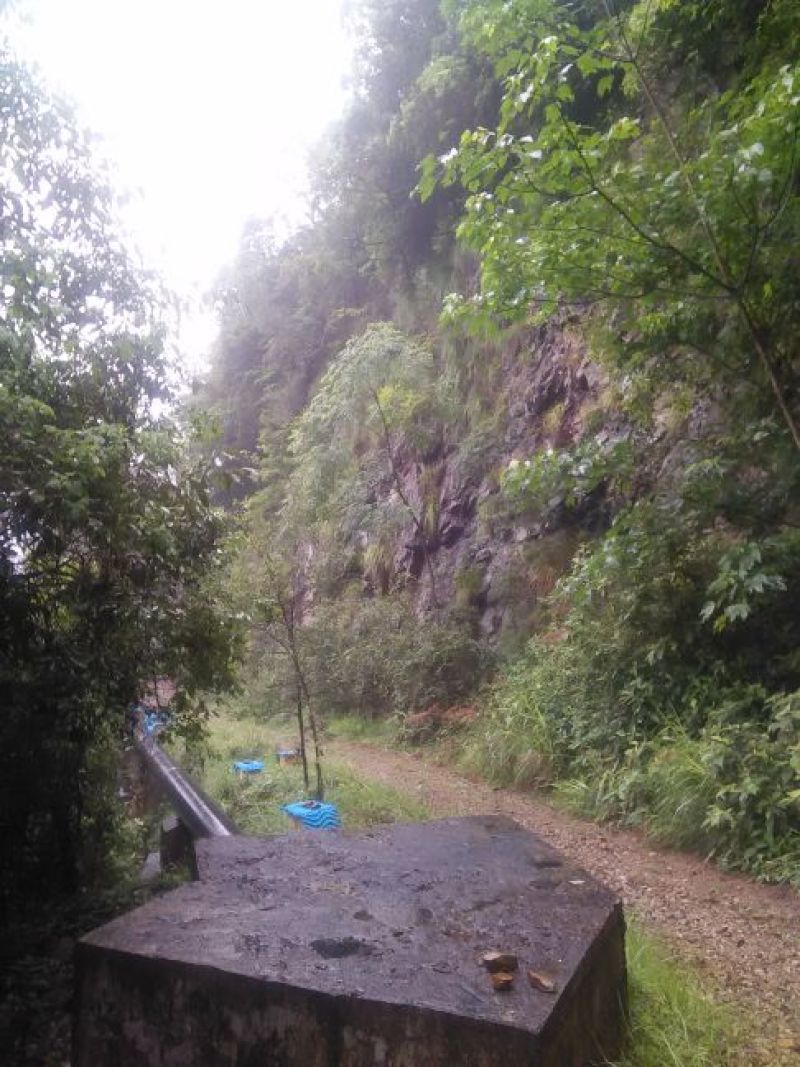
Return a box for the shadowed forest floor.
[328,737,800,1066]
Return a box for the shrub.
[463,624,800,882]
[700,690,800,883]
[300,593,487,722]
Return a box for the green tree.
[0,51,238,915]
[424,0,800,447]
[243,541,325,798]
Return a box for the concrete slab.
[75,816,626,1065]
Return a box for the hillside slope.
[202,0,800,887]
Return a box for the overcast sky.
[8,0,352,369]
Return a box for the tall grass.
[457,654,561,788]
[636,728,718,852]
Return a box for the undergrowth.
[458,636,800,887]
[0,868,185,1066]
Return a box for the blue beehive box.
[282,800,341,829]
[233,759,264,774]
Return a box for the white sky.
[8,0,352,371]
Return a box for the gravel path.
[329,739,800,1065]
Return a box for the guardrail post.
[159,815,197,877]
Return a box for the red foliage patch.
[403,703,477,743]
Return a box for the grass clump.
[323,766,428,828]
[635,729,718,852]
[616,924,740,1067]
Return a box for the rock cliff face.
[372,322,616,640]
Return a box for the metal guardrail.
[135,734,237,838]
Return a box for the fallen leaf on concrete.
[527,970,558,994]
[490,971,515,991]
[482,951,518,972]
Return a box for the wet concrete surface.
[75,816,626,1065]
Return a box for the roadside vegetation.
[192,712,428,835]
[458,636,800,886]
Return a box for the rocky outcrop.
[374,322,612,636]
